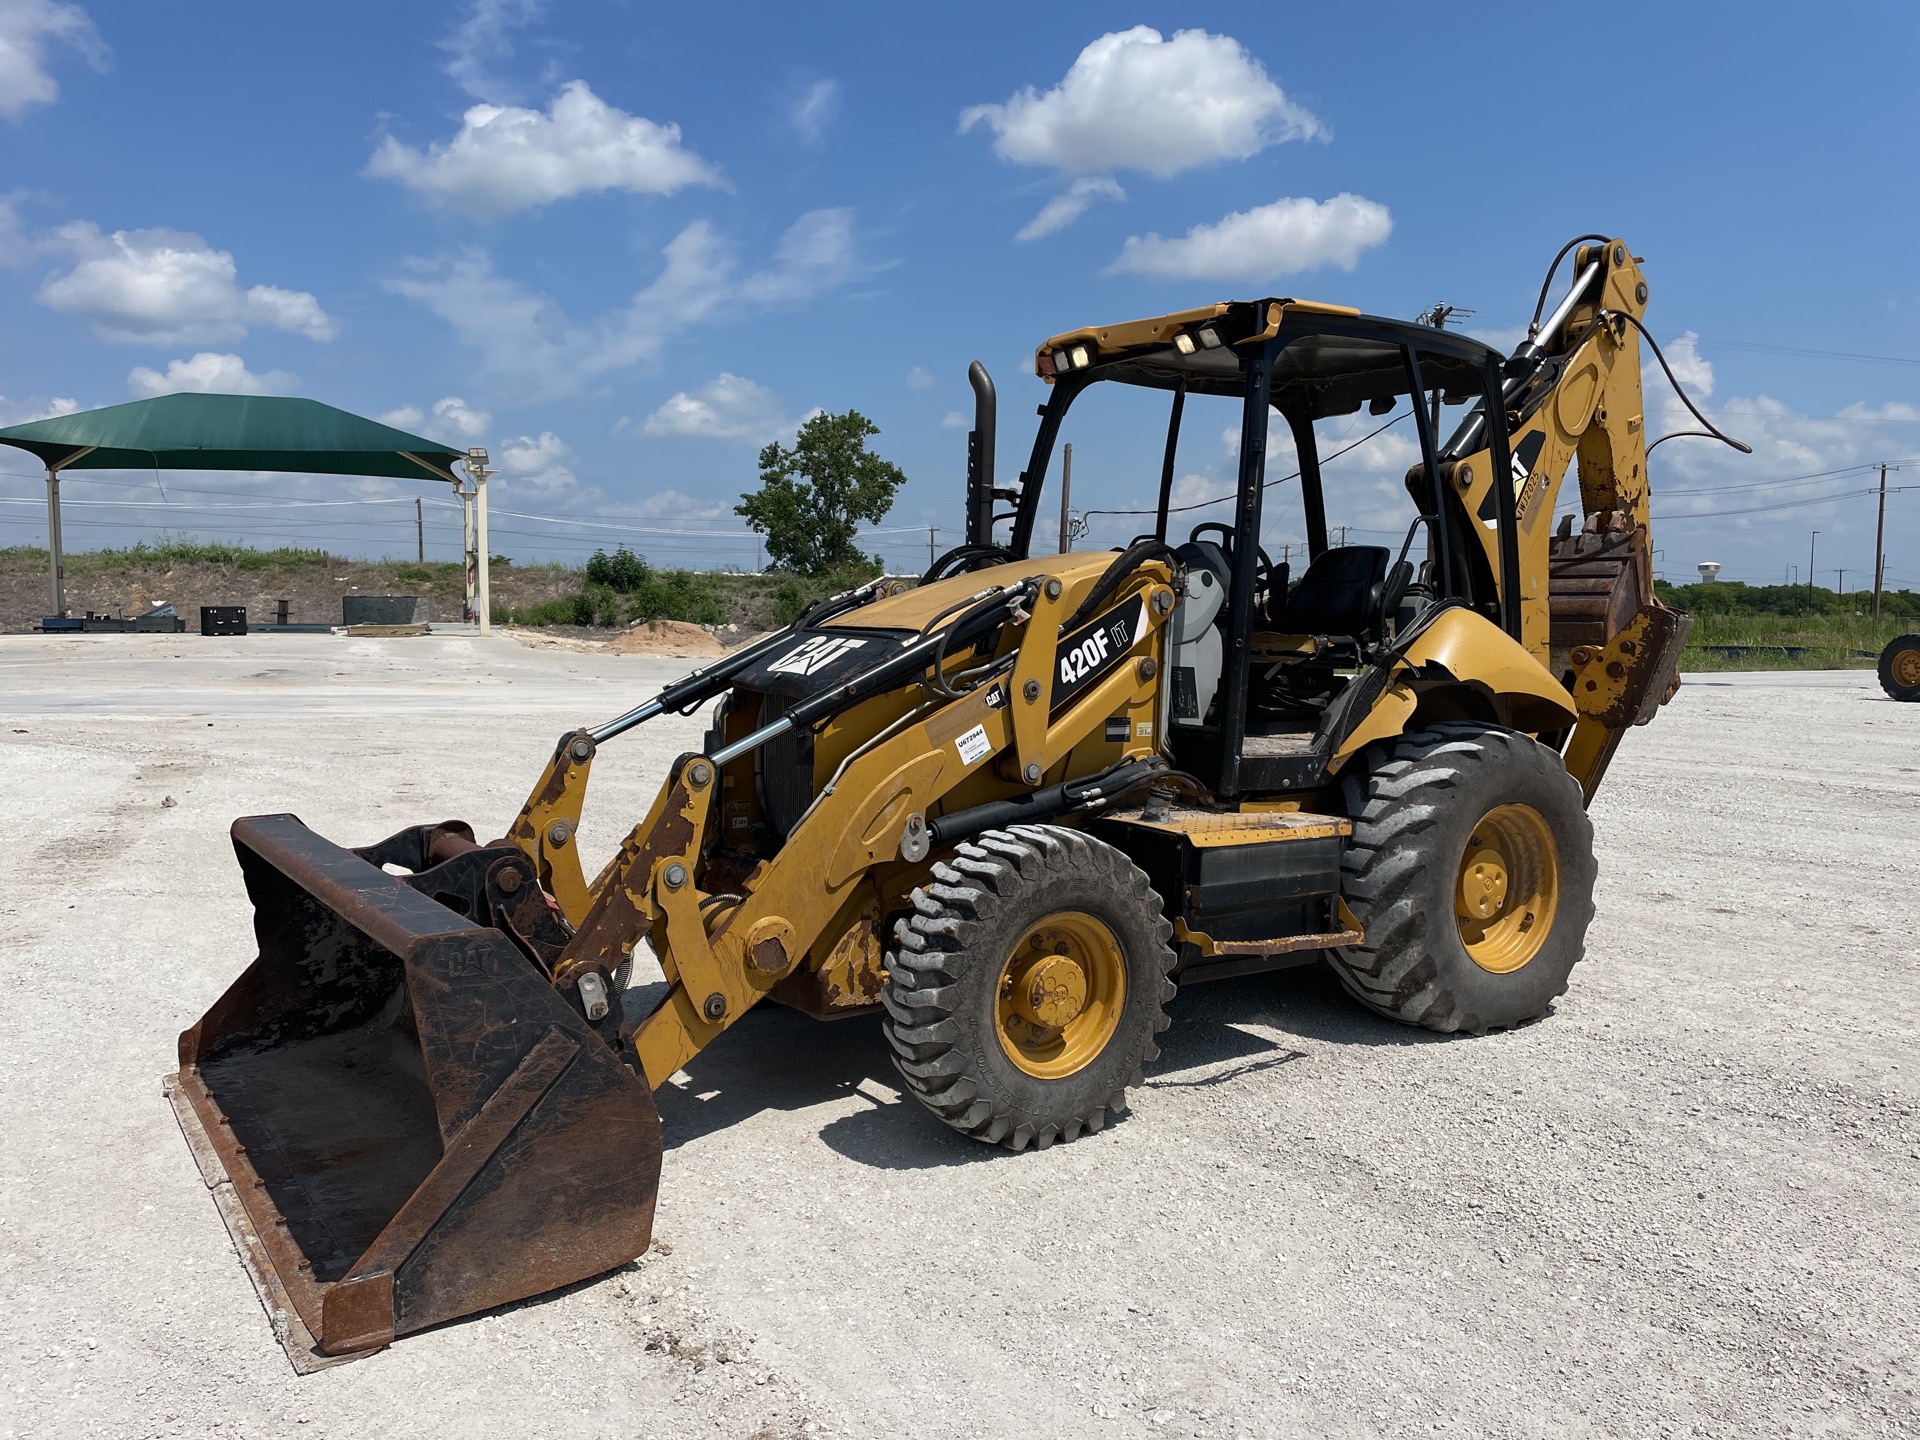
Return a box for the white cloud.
[1017,175,1126,242]
[496,430,575,491]
[368,81,722,220]
[1661,330,1714,399]
[127,352,298,398]
[644,373,780,441]
[0,392,78,425]
[792,78,838,145]
[429,394,489,438]
[0,0,107,122]
[906,365,934,391]
[629,488,725,519]
[391,209,858,394]
[941,411,966,429]
[442,0,542,102]
[1108,193,1391,283]
[643,373,820,446]
[961,27,1321,179]
[737,207,857,303]
[379,395,491,444]
[1647,346,1901,499]
[1633,340,1920,574]
[36,222,336,344]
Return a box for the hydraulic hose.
[926,756,1169,848]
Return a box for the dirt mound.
[604,619,727,656]
[501,621,729,656]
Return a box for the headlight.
[1173,333,1196,356]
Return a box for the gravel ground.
[1,634,1915,1440]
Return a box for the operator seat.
[1268,545,1392,638]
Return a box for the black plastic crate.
[200,605,247,637]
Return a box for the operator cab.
[967,298,1521,797]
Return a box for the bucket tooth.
[176,813,661,1358]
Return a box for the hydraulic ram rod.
[709,587,1023,767]
[587,580,887,743]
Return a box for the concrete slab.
[1,645,1915,1438]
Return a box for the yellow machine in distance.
[173,235,1721,1360]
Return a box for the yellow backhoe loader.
[173,236,1718,1360]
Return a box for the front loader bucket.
[174,814,662,1359]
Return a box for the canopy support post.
[45,465,65,619]
[458,480,476,623]
[466,449,493,635]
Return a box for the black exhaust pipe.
[966,361,996,549]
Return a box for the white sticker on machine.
[955,724,991,766]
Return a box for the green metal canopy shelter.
[0,392,496,629]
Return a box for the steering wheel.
[1188,522,1236,563]
[1189,522,1285,614]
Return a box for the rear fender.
[1328,608,1577,773]
[1400,608,1577,733]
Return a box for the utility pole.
[1873,462,1889,620]
[415,497,424,564]
[1836,568,1847,603]
[1809,531,1819,600]
[1059,443,1073,554]
[928,524,936,568]
[1332,524,1351,546]
[1417,303,1472,439]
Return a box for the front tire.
[1879,634,1920,702]
[1329,724,1597,1034]
[882,825,1176,1151]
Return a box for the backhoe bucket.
[173,814,661,1359]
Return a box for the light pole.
[466,448,493,635]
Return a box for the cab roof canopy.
[1039,299,1505,422]
[0,392,468,482]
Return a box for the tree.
[736,410,907,575]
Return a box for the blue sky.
[2,0,1917,587]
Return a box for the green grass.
[1656,580,1920,671]
[53,540,336,573]
[1680,613,1891,671]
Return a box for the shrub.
[586,545,650,592]
[769,561,887,624]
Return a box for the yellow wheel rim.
[1891,647,1920,690]
[995,913,1127,1079]
[1455,804,1560,975]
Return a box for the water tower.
[1697,561,1722,583]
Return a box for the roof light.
[1196,327,1223,350]
[1069,345,1091,369]
[1172,333,1196,356]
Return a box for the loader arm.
[556,565,1179,1089]
[1439,238,1689,801]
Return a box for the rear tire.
[1329,724,1596,1034]
[1878,634,1920,702]
[882,825,1176,1151]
